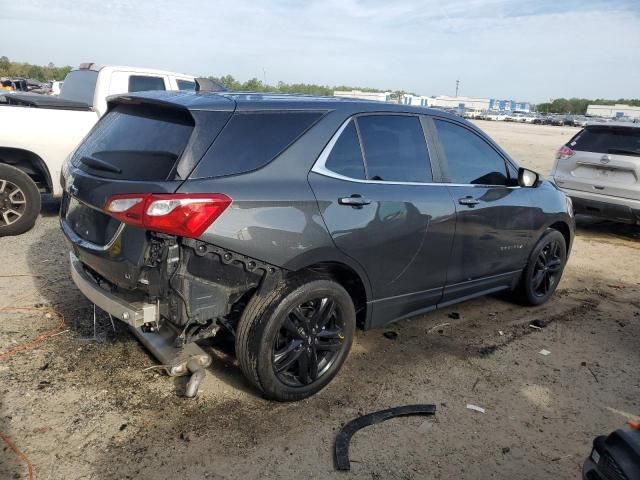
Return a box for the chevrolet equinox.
[61,91,574,400]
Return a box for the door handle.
[458,196,480,207]
[339,194,371,207]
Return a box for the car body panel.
[308,171,457,327]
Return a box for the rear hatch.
[554,124,640,201]
[60,92,235,289]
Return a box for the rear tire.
[0,163,41,237]
[513,229,567,306]
[236,276,355,401]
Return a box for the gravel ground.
[1,121,639,480]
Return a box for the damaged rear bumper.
[70,252,158,328]
[69,251,211,397]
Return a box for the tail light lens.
[556,145,575,160]
[104,193,231,238]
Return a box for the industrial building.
[333,90,532,113]
[401,94,531,113]
[333,90,392,102]
[586,104,640,119]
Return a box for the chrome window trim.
[311,116,521,189]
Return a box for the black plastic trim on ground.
[335,404,437,471]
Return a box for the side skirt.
[365,270,522,329]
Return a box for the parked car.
[551,122,640,224]
[571,116,589,127]
[547,115,564,126]
[61,91,575,401]
[48,80,63,95]
[485,111,508,121]
[0,63,195,236]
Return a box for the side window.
[177,80,196,91]
[128,75,166,93]
[325,121,366,180]
[357,115,432,183]
[433,119,508,185]
[193,111,323,178]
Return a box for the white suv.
[551,122,640,224]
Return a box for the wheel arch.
[548,220,572,252]
[0,147,52,194]
[295,261,370,329]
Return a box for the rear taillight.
[104,193,231,238]
[556,145,575,160]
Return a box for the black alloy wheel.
[515,229,567,306]
[273,297,345,386]
[530,238,564,298]
[236,277,355,401]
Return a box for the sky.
[1,0,639,103]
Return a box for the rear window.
[128,75,166,92]
[177,80,196,91]
[71,103,194,180]
[192,111,324,178]
[59,70,98,106]
[569,127,640,156]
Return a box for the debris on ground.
[498,331,504,336]
[581,361,599,383]
[383,331,398,340]
[466,404,486,414]
[539,349,551,356]
[502,447,511,454]
[335,404,436,471]
[448,312,460,320]
[428,322,450,334]
[530,319,545,329]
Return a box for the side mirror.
[518,167,540,188]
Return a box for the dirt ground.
[1,121,639,480]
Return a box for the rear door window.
[356,115,432,182]
[192,111,324,178]
[569,127,640,156]
[71,103,194,180]
[433,119,508,185]
[128,75,166,92]
[324,121,366,180]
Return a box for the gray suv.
[61,91,574,400]
[551,122,640,224]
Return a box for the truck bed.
[1,93,91,111]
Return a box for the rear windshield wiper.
[608,148,640,157]
[80,155,122,174]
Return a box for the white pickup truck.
[0,63,196,235]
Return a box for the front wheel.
[0,163,41,237]
[514,229,567,306]
[236,276,355,401]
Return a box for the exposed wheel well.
[0,147,52,194]
[549,221,571,250]
[302,262,368,328]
